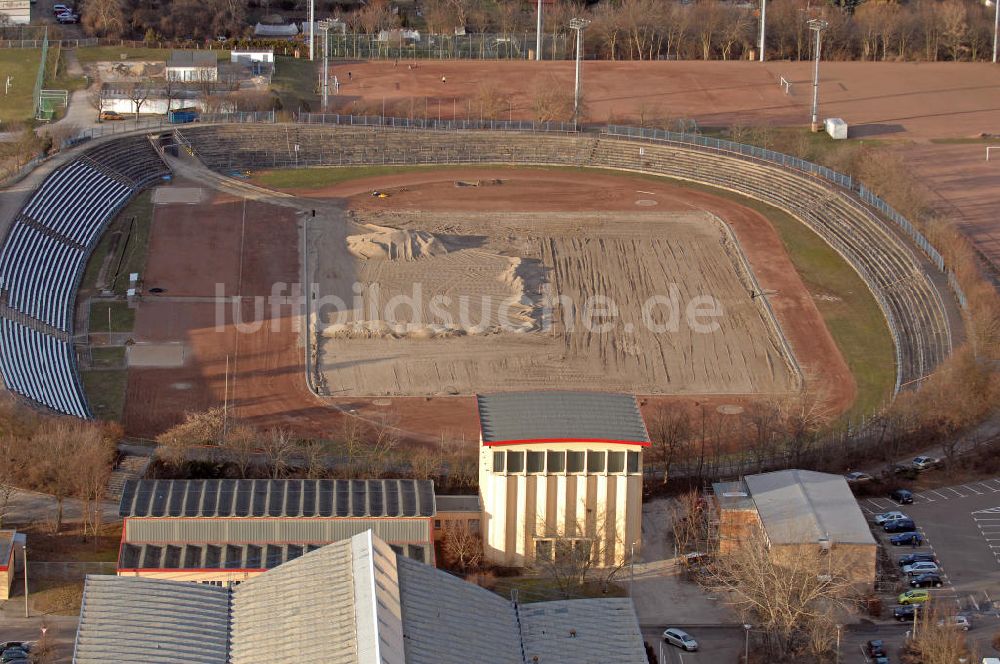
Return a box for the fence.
[297,112,578,133]
[32,561,117,579]
[326,32,572,60]
[31,29,48,121]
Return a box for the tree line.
[76,0,999,63]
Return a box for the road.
[640,625,745,664]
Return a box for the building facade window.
[507,451,524,473]
[434,519,441,529]
[547,451,566,473]
[608,451,625,473]
[527,451,545,473]
[493,451,505,472]
[627,451,640,474]
[469,519,480,533]
[567,451,585,473]
[534,539,553,561]
[587,450,606,473]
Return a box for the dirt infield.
[332,60,1000,140]
[122,169,853,442]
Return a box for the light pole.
[743,623,751,662]
[835,624,842,664]
[808,18,828,132]
[22,544,28,618]
[308,0,315,61]
[570,18,591,128]
[993,0,999,64]
[536,0,543,61]
[320,20,331,112]
[759,0,766,62]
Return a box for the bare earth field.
[121,169,854,443]
[314,208,797,396]
[334,60,1000,268]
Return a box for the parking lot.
[857,477,1000,661]
[640,625,744,664]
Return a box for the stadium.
[0,114,962,447]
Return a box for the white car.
[663,628,698,652]
[938,615,971,631]
[902,561,939,576]
[912,456,939,471]
[845,471,874,484]
[874,511,909,525]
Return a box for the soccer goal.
[986,146,1000,161]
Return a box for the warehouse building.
[477,391,648,567]
[117,479,436,584]
[74,530,648,664]
[713,469,877,587]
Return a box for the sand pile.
[347,226,448,260]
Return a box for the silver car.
[874,511,909,525]
[663,628,698,651]
[902,561,939,576]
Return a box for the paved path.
[5,489,117,526]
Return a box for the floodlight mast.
[808,18,828,132]
[309,0,315,61]
[536,0,543,61]
[759,0,766,62]
[570,18,591,128]
[993,0,999,63]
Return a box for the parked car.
[874,511,909,525]
[898,552,937,567]
[937,615,971,631]
[56,12,79,23]
[912,456,940,471]
[52,3,71,13]
[893,605,917,622]
[1,648,28,663]
[910,573,943,588]
[890,488,914,504]
[898,589,930,605]
[865,639,887,657]
[902,561,939,576]
[100,110,124,121]
[890,531,923,546]
[846,471,874,484]
[662,628,698,652]
[884,518,917,533]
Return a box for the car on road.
[662,628,698,652]
[937,615,971,631]
[909,573,943,588]
[846,471,874,484]
[100,110,124,121]
[884,518,917,533]
[52,3,71,13]
[894,605,917,622]
[898,552,937,567]
[890,488,914,504]
[874,511,909,525]
[865,639,887,657]
[902,561,939,576]
[889,531,923,546]
[912,456,940,471]
[898,589,930,605]
[57,12,79,23]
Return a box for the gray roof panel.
[744,470,876,546]
[477,391,650,444]
[519,598,648,664]
[121,479,437,518]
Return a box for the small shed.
[0,530,16,599]
[231,49,274,65]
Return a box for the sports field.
[117,166,867,441]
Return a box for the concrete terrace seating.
[0,318,87,417]
[0,139,167,417]
[21,160,132,246]
[0,222,84,330]
[177,124,953,388]
[83,135,171,188]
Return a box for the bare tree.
[223,423,258,479]
[0,436,24,528]
[648,406,692,485]
[80,0,125,38]
[72,426,116,536]
[701,526,859,660]
[441,522,483,573]
[123,80,151,120]
[156,408,226,468]
[88,86,110,121]
[903,603,973,663]
[260,428,294,479]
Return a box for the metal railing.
[326,32,572,60]
[297,112,578,133]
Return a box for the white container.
[825,117,848,140]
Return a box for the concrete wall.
[479,441,643,567]
[0,0,30,25]
[166,66,218,82]
[433,511,482,542]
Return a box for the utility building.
[117,479,436,584]
[477,391,648,567]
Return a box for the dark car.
[884,518,916,533]
[890,488,914,504]
[894,605,917,622]
[865,640,887,657]
[910,573,943,588]
[898,553,937,567]
[890,531,923,546]
[1,648,28,662]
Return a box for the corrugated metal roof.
[167,50,216,68]
[477,392,650,444]
[744,470,876,546]
[518,598,648,664]
[119,479,436,518]
[396,555,523,664]
[72,576,231,664]
[712,481,754,510]
[119,541,328,570]
[434,495,481,513]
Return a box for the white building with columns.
[477,392,647,568]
